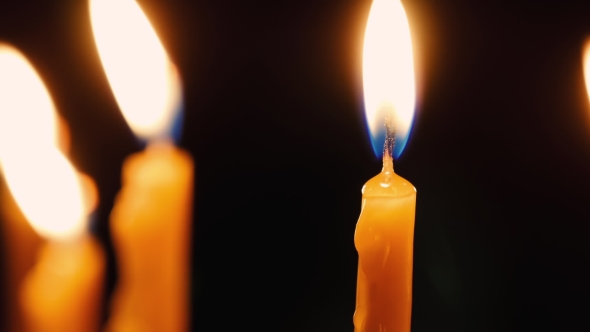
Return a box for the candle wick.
[382,105,396,173]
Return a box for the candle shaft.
[107,143,193,332]
[19,237,105,332]
[353,163,416,332]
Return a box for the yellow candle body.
[353,164,416,332]
[107,143,193,332]
[19,237,105,332]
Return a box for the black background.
[1,0,590,331]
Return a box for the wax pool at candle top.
[354,161,416,332]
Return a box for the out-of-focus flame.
[363,0,416,159]
[583,39,590,108]
[1,151,86,241]
[90,0,182,141]
[0,45,86,241]
[0,45,58,157]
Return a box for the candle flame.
[0,45,86,241]
[363,0,416,159]
[583,39,590,109]
[90,0,182,141]
[0,45,58,157]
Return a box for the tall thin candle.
[90,0,193,330]
[0,45,105,332]
[353,1,418,331]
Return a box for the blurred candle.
[20,167,105,332]
[582,39,590,109]
[14,154,105,332]
[0,45,105,332]
[0,115,69,331]
[353,1,417,331]
[0,46,71,332]
[90,0,193,330]
[20,232,104,332]
[0,48,54,329]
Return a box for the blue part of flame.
[368,111,414,160]
[170,99,184,144]
[134,99,184,146]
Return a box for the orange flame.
[583,39,590,108]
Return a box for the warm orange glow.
[363,0,416,157]
[90,0,182,140]
[583,39,590,106]
[0,45,86,241]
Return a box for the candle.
[20,234,104,332]
[353,1,418,331]
[19,175,103,332]
[14,154,105,332]
[0,114,73,332]
[0,45,105,331]
[107,143,192,332]
[0,45,67,331]
[90,0,193,330]
[582,39,590,106]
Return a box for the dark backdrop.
[1,0,590,331]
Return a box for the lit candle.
[17,164,105,332]
[582,39,590,105]
[90,0,193,330]
[0,45,72,330]
[0,45,105,332]
[353,1,417,331]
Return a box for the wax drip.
[382,107,396,176]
